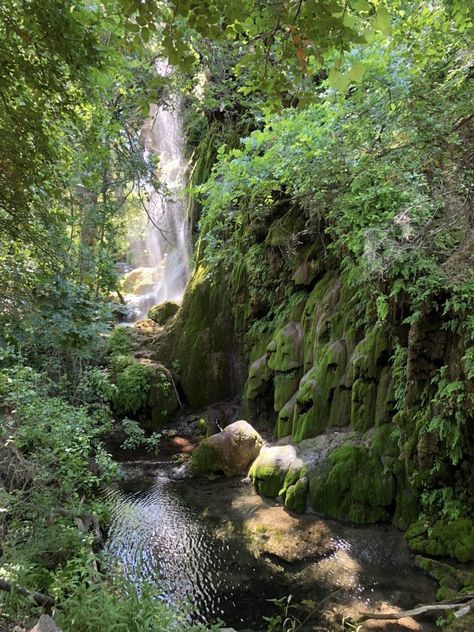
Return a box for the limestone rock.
[267,322,304,372]
[245,355,273,400]
[191,420,264,477]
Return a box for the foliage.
[55,576,201,632]
[107,327,134,357]
[0,365,116,618]
[117,0,403,106]
[112,363,153,415]
[119,418,161,453]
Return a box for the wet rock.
[191,420,264,477]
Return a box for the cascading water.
[122,62,191,322]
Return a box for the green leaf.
[327,68,350,91]
[347,61,365,82]
[373,6,392,35]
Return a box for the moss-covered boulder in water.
[191,420,263,477]
[249,444,301,499]
[248,444,310,512]
[148,301,179,325]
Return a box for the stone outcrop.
[243,272,395,444]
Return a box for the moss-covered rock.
[309,439,396,524]
[284,476,309,513]
[111,358,178,427]
[416,556,474,604]
[107,327,134,357]
[147,301,179,325]
[245,355,273,400]
[267,322,304,372]
[172,266,238,409]
[292,338,350,442]
[276,393,298,438]
[249,444,304,502]
[407,519,474,563]
[191,420,263,477]
[273,370,302,412]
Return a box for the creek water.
[104,461,437,631]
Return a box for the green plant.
[264,594,319,632]
[112,363,152,415]
[120,418,161,453]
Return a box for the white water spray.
[123,62,191,321]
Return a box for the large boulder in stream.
[191,420,264,477]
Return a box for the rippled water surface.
[105,475,289,628]
[105,468,437,630]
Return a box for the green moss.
[351,323,390,381]
[190,441,219,476]
[416,556,474,610]
[284,477,308,513]
[375,366,395,427]
[273,370,301,412]
[249,462,285,497]
[147,301,179,325]
[112,359,177,425]
[351,379,377,432]
[407,519,474,563]
[245,355,273,401]
[109,354,135,378]
[292,338,349,442]
[248,446,298,498]
[107,327,134,357]
[267,322,303,372]
[276,393,297,438]
[309,442,396,524]
[173,266,236,408]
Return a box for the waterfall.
[123,62,191,322]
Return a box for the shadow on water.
[104,469,438,631]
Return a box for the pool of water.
[104,465,437,631]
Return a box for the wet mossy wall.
[243,271,395,443]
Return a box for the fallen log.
[0,578,54,611]
[359,594,474,621]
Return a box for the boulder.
[191,420,264,477]
[148,301,179,325]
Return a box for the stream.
[104,458,438,631]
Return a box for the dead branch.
[359,594,474,621]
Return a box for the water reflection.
[105,476,264,626]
